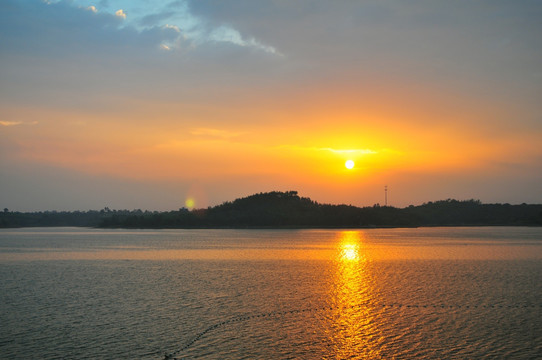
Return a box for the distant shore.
[3,191,542,229]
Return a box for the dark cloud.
[185,0,542,121]
[186,0,542,71]
[2,0,541,110]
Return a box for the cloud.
[139,11,176,27]
[0,121,22,127]
[319,148,377,155]
[0,0,285,112]
[3,0,281,56]
[209,26,280,55]
[1,0,542,210]
[186,0,542,82]
[190,128,244,139]
[63,0,282,54]
[0,121,38,127]
[115,9,126,19]
[0,1,183,59]
[164,24,180,33]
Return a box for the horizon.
[3,190,540,213]
[2,1,542,211]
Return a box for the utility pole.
[384,185,388,207]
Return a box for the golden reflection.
[327,231,382,359]
[340,242,362,262]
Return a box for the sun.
[345,159,355,169]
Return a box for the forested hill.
[2,191,542,228]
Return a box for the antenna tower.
[384,185,388,207]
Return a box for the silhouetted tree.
[1,192,541,228]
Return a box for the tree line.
[2,191,542,228]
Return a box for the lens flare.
[185,198,195,209]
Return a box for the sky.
[1,0,542,211]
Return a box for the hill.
[2,191,542,228]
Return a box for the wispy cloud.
[319,148,377,155]
[164,24,180,33]
[190,127,244,139]
[52,0,281,55]
[0,121,38,127]
[0,121,23,127]
[209,26,281,55]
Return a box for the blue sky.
[44,0,280,53]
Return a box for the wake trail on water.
[163,302,542,360]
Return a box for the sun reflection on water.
[340,242,361,262]
[328,231,382,358]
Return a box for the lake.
[1,227,541,359]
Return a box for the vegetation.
[1,191,542,228]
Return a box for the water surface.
[1,227,541,359]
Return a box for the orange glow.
[3,88,540,207]
[338,231,365,262]
[327,231,381,358]
[2,0,541,212]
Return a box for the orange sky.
[1,1,541,210]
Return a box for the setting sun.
[1,2,541,359]
[1,1,540,211]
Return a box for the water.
[0,227,541,359]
